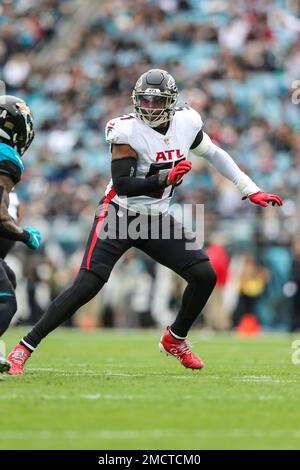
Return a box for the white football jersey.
[105,107,203,215]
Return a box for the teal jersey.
[0,143,24,184]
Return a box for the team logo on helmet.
[0,95,34,155]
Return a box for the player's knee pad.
[72,269,105,304]
[51,270,104,313]
[0,292,17,336]
[75,270,104,297]
[181,260,217,291]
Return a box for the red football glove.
[242,191,283,207]
[167,160,192,186]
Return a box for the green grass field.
[1,328,300,450]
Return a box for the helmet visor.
[139,95,168,110]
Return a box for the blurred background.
[1,0,300,332]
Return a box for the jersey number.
[146,158,185,199]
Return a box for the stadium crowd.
[1,0,300,330]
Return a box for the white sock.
[169,329,186,340]
[21,339,35,352]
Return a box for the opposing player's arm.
[0,174,30,242]
[190,131,282,206]
[111,144,190,197]
[0,174,42,248]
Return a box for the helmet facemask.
[14,101,35,155]
[132,70,178,129]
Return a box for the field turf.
[0,328,300,450]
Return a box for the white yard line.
[19,368,299,384]
[25,368,201,379]
[0,429,299,440]
[0,393,147,401]
[0,392,294,402]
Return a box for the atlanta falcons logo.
[156,149,185,162]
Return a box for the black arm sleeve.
[190,129,204,150]
[111,157,169,197]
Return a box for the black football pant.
[22,201,216,349]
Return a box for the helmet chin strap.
[148,118,169,128]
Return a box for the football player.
[7,70,282,374]
[0,96,42,373]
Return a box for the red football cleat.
[7,344,31,375]
[159,326,204,370]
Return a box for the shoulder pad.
[0,143,24,184]
[175,106,203,130]
[105,115,135,145]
